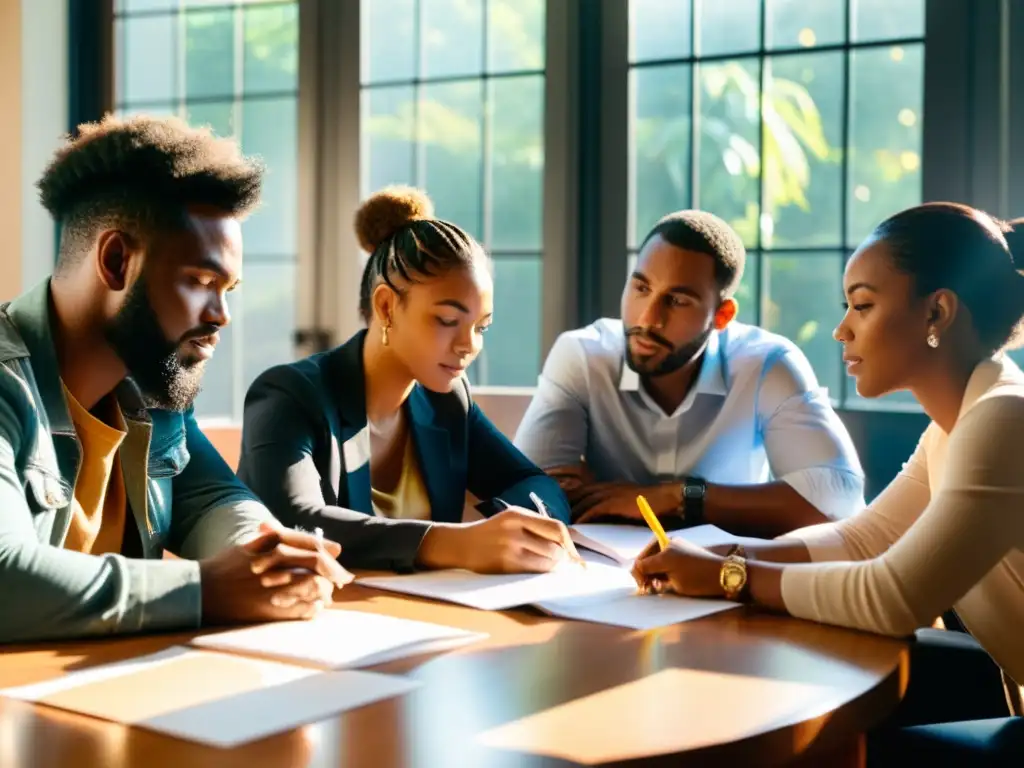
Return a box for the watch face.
[724,569,744,590]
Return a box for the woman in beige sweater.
[634,203,1024,765]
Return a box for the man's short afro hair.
[640,210,746,297]
[38,113,264,265]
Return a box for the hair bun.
[354,185,434,252]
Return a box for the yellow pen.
[636,494,670,551]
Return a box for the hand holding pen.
[529,492,587,568]
[423,497,584,574]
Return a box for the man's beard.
[104,277,213,411]
[624,325,712,378]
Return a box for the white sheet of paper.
[1,646,419,748]
[570,523,740,564]
[358,559,636,611]
[191,609,487,669]
[535,589,740,630]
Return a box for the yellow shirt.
[369,417,431,521]
[61,385,128,555]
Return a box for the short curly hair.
[640,210,746,297]
[38,113,264,271]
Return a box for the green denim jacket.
[0,280,276,643]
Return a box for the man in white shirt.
[514,210,864,537]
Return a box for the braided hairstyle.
[355,186,488,324]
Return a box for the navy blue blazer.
[237,329,571,572]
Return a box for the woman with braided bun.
[238,186,580,574]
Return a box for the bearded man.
[514,210,865,536]
[0,115,349,643]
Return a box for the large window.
[113,0,299,420]
[360,0,546,386]
[629,0,925,406]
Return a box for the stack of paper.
[0,647,420,748]
[569,523,741,565]
[191,609,487,669]
[359,553,740,631]
[360,558,636,611]
[1,611,488,747]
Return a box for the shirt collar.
[619,329,728,412]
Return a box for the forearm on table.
[706,538,812,563]
[548,464,591,495]
[747,561,788,613]
[702,481,829,538]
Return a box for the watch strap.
[681,475,707,526]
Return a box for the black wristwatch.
[681,476,707,526]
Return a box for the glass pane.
[118,104,181,121]
[241,98,297,257]
[766,0,845,49]
[420,81,484,240]
[361,86,417,196]
[241,261,298,389]
[193,299,237,419]
[118,0,176,11]
[244,3,299,94]
[630,0,692,63]
[763,252,842,398]
[696,0,760,57]
[695,58,761,249]
[422,0,484,79]
[471,256,542,386]
[630,64,691,248]
[488,76,543,251]
[1007,349,1024,375]
[185,0,281,5]
[185,10,235,101]
[488,0,545,73]
[852,0,925,43]
[187,100,235,137]
[761,51,843,249]
[847,44,923,247]
[361,0,416,84]
[735,252,758,325]
[121,15,176,104]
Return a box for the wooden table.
[0,584,908,768]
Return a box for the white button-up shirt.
[513,319,865,520]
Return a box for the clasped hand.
[199,522,354,625]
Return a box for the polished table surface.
[0,583,909,768]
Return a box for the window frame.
[89,0,1024,413]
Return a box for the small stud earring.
[927,330,939,349]
[381,323,391,346]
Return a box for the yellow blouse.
[369,419,431,521]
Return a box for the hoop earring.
[926,329,940,349]
[381,323,391,347]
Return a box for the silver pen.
[529,493,586,568]
[528,492,550,518]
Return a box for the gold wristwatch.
[719,544,749,601]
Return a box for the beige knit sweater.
[780,356,1024,714]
